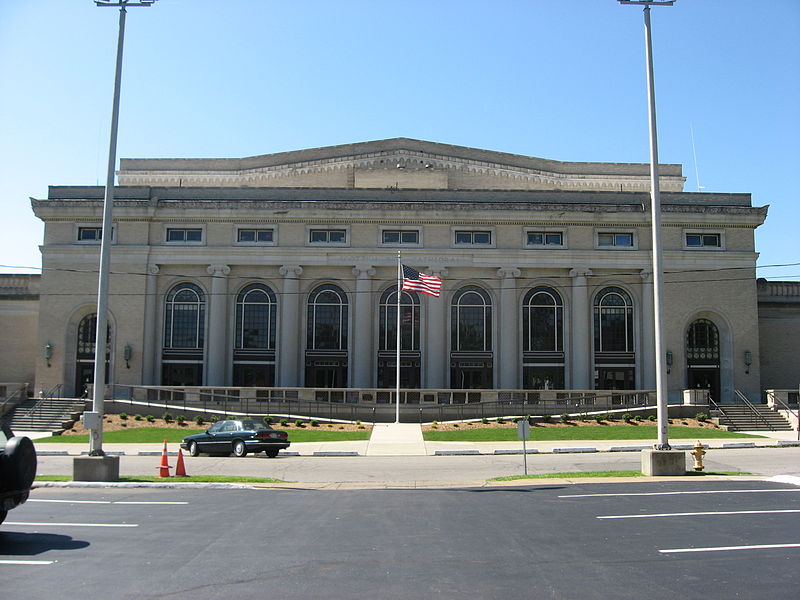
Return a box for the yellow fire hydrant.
[691,441,706,471]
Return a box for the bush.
[280,418,289,426]
[338,425,344,429]
[355,420,362,426]
[119,413,128,420]
[560,413,570,423]
[194,415,204,426]
[162,412,173,423]
[496,417,505,424]
[209,414,219,423]
[294,419,305,428]
[481,417,489,425]
[622,413,632,422]
[176,415,185,425]
[357,424,365,429]
[145,414,155,423]
[695,412,709,423]
[648,414,656,422]
[634,415,644,422]
[540,414,552,424]
[594,413,605,423]
[431,422,438,429]
[134,414,142,421]
[327,424,333,428]
[310,420,319,427]
[453,423,460,428]
[263,416,273,425]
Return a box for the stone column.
[142,265,159,385]
[640,269,655,390]
[497,267,521,389]
[352,266,376,388]
[205,264,230,386]
[570,268,593,390]
[424,266,448,389]
[278,265,303,387]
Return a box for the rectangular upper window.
[238,229,274,243]
[382,230,419,245]
[527,231,563,247]
[598,232,634,247]
[78,227,103,241]
[166,228,202,243]
[309,229,346,244]
[686,233,721,248]
[455,230,492,245]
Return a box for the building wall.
[0,275,40,392]
[757,280,800,391]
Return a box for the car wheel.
[232,440,247,457]
[188,441,199,457]
[2,436,37,491]
[265,449,279,458]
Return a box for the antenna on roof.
[690,123,705,192]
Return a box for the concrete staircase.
[713,404,794,431]
[5,397,84,432]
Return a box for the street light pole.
[619,0,674,450]
[88,0,156,456]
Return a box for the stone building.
[22,138,773,403]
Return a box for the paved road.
[34,446,800,485]
[3,480,799,599]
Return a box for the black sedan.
[1,422,37,525]
[181,419,290,458]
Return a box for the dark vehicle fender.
[2,436,38,491]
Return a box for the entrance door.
[162,364,203,386]
[686,319,721,403]
[687,367,720,405]
[75,363,95,398]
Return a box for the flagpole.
[396,251,402,423]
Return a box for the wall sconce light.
[44,343,53,367]
[124,344,132,369]
[744,350,752,374]
[665,350,673,374]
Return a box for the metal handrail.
[734,389,774,431]
[766,389,800,440]
[20,384,63,422]
[0,384,28,420]
[708,396,730,426]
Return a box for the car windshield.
[241,420,269,431]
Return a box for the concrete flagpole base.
[73,455,120,482]
[641,449,686,476]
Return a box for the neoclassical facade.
[27,138,769,402]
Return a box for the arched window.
[377,288,421,388]
[307,285,348,350]
[162,283,205,386]
[164,283,205,349]
[522,287,564,390]
[593,286,634,353]
[523,287,563,352]
[75,313,110,395]
[593,286,635,390]
[451,286,492,352]
[235,284,277,350]
[685,318,721,403]
[233,284,277,387]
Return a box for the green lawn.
[489,470,748,481]
[34,427,370,444]
[423,425,763,442]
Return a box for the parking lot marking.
[113,501,188,505]
[660,543,800,554]
[560,488,800,499]
[6,522,138,528]
[0,560,55,565]
[598,509,800,520]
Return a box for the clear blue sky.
[1,0,798,279]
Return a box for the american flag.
[401,265,442,297]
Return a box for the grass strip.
[35,475,288,484]
[489,470,749,481]
[424,425,763,442]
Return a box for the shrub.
[310,420,319,427]
[481,417,489,425]
[280,418,289,426]
[622,413,632,422]
[120,423,127,427]
[338,425,344,429]
[634,415,644,422]
[134,414,142,421]
[209,414,219,423]
[176,415,185,425]
[357,424,365,429]
[695,412,709,423]
[453,423,460,428]
[431,422,438,429]
[667,418,673,424]
[540,414,552,424]
[496,417,505,424]
[594,413,605,423]
[294,419,305,428]
[194,415,204,426]
[162,412,173,423]
[327,424,333,428]
[560,413,570,423]
[356,420,362,426]
[145,414,155,423]
[648,414,656,422]
[263,416,273,425]
[119,413,128,420]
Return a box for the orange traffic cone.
[175,448,188,478]
[156,440,172,478]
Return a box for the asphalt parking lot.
[2,480,799,599]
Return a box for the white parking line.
[29,499,187,505]
[660,543,800,554]
[6,522,138,528]
[598,509,800,520]
[0,560,56,565]
[560,488,800,499]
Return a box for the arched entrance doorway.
[686,318,720,403]
[75,313,110,397]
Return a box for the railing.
[766,389,800,440]
[105,385,657,423]
[734,389,775,431]
[0,383,29,420]
[19,384,63,423]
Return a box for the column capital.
[352,265,376,278]
[640,268,653,281]
[569,267,593,279]
[279,265,303,278]
[496,267,521,279]
[207,264,230,277]
[147,265,160,276]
